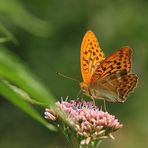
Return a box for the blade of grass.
[0,79,57,131]
[0,0,53,37]
[1,79,48,106]
[0,23,18,44]
[0,47,56,106]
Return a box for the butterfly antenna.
[56,72,80,82]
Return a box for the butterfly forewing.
[91,47,132,82]
[81,31,105,84]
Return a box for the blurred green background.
[0,0,148,147]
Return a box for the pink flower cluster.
[45,100,123,145]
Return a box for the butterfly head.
[80,82,89,95]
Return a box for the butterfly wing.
[89,46,138,102]
[90,73,138,102]
[81,30,105,84]
[117,74,138,102]
[91,46,131,82]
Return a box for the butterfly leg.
[91,96,96,106]
[76,89,82,99]
[103,100,107,112]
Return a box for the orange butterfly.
[80,31,138,103]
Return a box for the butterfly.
[79,30,138,103]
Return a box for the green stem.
[79,140,103,148]
[95,140,103,148]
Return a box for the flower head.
[45,99,123,145]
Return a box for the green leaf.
[0,0,53,37]
[0,47,58,130]
[1,79,47,106]
[0,46,56,106]
[0,79,57,131]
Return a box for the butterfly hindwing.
[117,74,138,102]
[90,73,138,102]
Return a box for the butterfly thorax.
[80,81,101,99]
[80,80,116,102]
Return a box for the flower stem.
[95,140,103,148]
